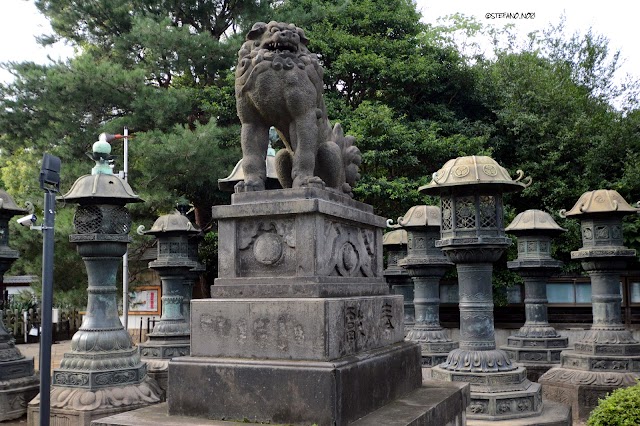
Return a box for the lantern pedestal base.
[139,338,190,393]
[0,375,40,421]
[26,376,163,426]
[431,365,562,422]
[539,350,640,422]
[501,335,568,381]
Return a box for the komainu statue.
[235,21,361,196]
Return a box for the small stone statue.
[235,21,361,195]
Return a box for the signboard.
[128,286,161,315]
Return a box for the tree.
[0,0,264,306]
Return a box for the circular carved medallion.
[453,165,470,178]
[338,242,359,276]
[482,164,498,177]
[253,233,284,265]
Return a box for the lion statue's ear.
[297,28,309,46]
[247,22,267,40]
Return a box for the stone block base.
[190,296,405,361]
[168,342,421,426]
[93,380,469,426]
[432,366,544,420]
[467,400,571,426]
[0,379,40,421]
[539,367,640,421]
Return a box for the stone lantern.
[540,190,640,421]
[501,209,568,381]
[139,211,200,391]
[397,205,456,368]
[421,156,570,423]
[27,137,162,425]
[0,190,39,421]
[383,227,414,330]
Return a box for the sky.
[0,0,639,84]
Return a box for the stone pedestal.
[168,188,428,425]
[97,187,469,426]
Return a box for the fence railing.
[1,308,82,342]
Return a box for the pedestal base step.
[540,367,640,422]
[92,381,470,426]
[168,342,421,426]
[350,381,469,426]
[467,400,571,426]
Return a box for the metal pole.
[39,191,56,426]
[122,127,129,331]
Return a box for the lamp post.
[540,190,640,421]
[501,209,568,381]
[397,205,456,368]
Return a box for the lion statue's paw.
[293,175,326,189]
[235,179,266,193]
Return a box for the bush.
[587,381,640,426]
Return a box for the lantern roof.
[561,189,638,217]
[419,155,530,194]
[506,209,566,235]
[218,144,280,192]
[60,174,142,205]
[383,228,407,246]
[145,211,200,236]
[398,205,441,228]
[0,189,27,217]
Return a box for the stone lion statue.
[235,21,361,196]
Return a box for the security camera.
[16,214,37,227]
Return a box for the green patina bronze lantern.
[540,190,640,421]
[501,209,568,381]
[0,189,39,421]
[397,204,456,368]
[421,156,552,421]
[28,137,163,425]
[138,211,200,392]
[383,227,414,330]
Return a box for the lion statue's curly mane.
[234,21,361,196]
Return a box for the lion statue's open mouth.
[234,21,361,196]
